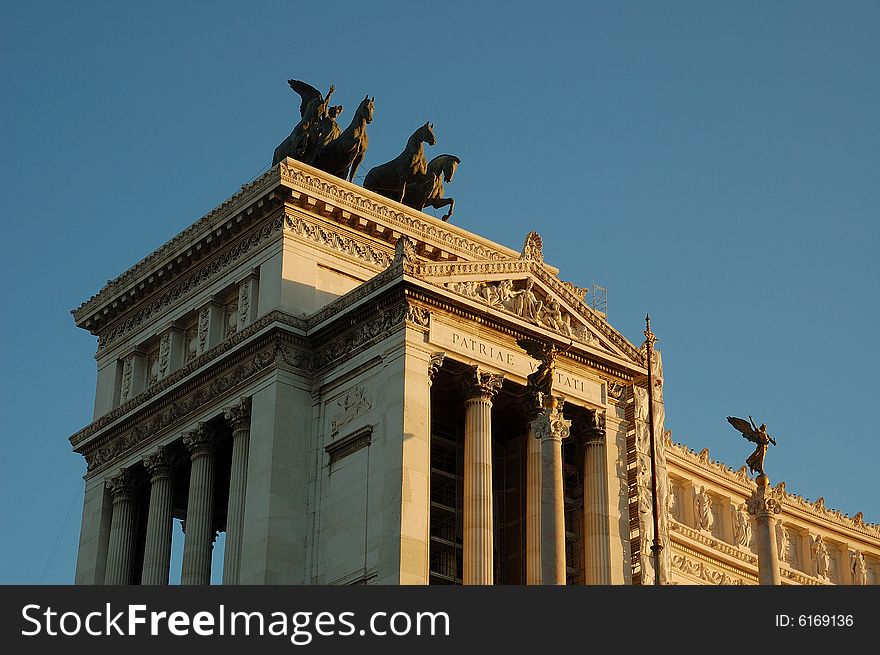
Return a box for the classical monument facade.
[69,159,880,585]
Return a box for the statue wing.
[287,79,322,117]
[727,416,759,444]
[516,338,547,362]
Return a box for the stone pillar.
[582,410,612,584]
[462,366,503,585]
[747,474,782,585]
[157,324,185,381]
[237,269,260,331]
[531,398,571,585]
[141,445,175,585]
[525,421,542,584]
[181,424,217,585]
[104,469,139,585]
[119,348,148,405]
[223,398,252,585]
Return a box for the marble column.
[105,469,139,585]
[181,424,217,585]
[462,366,503,585]
[531,398,571,585]
[582,411,611,584]
[141,446,175,585]
[223,398,251,585]
[525,420,542,584]
[747,474,782,585]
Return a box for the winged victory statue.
[726,415,777,477]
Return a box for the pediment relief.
[422,262,640,362]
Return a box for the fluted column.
[181,424,217,585]
[462,366,503,585]
[105,469,139,585]
[748,474,782,585]
[223,398,251,585]
[526,420,542,584]
[582,411,611,584]
[532,398,570,585]
[141,446,175,585]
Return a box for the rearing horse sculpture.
[363,122,436,202]
[402,154,461,221]
[313,95,374,182]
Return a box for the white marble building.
[69,160,880,585]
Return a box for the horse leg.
[348,149,364,182]
[425,198,454,221]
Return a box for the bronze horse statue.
[363,122,436,203]
[313,94,374,182]
[402,154,460,221]
[272,80,335,166]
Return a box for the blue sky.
[1,1,878,583]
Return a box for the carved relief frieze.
[283,214,393,269]
[670,520,758,566]
[330,387,373,435]
[83,339,287,473]
[119,357,133,404]
[279,162,510,262]
[441,276,606,349]
[71,310,310,451]
[97,216,284,352]
[670,552,750,585]
[313,302,409,371]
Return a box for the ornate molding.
[280,161,513,262]
[326,426,373,465]
[284,213,392,269]
[670,520,758,566]
[314,302,408,371]
[666,438,880,539]
[405,304,430,328]
[81,338,288,473]
[96,216,284,350]
[71,310,309,449]
[671,552,749,585]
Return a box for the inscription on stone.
[432,320,604,405]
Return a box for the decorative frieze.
[671,551,750,585]
[280,161,512,262]
[670,520,758,566]
[96,216,284,351]
[284,214,392,269]
[314,302,409,370]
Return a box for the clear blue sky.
[1,1,878,583]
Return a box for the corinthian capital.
[142,444,176,479]
[224,397,252,432]
[427,353,446,384]
[463,365,504,401]
[747,479,782,517]
[182,424,217,458]
[105,468,139,500]
[531,403,571,443]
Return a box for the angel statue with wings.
[272,79,336,166]
[517,338,571,409]
[726,415,777,476]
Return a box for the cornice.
[70,310,308,449]
[666,435,880,542]
[278,159,520,263]
[72,167,284,327]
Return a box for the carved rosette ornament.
[182,424,217,459]
[105,468,138,501]
[427,352,445,384]
[142,445,175,480]
[463,366,504,402]
[224,397,252,433]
